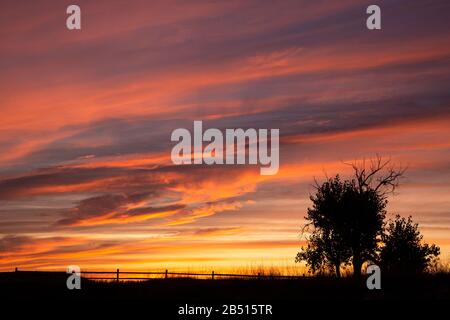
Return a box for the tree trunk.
[335,264,341,278]
[353,252,362,279]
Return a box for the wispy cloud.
[1,0,450,270]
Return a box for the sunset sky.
[1,0,450,272]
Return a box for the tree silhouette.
[380,215,440,274]
[296,226,351,277]
[297,156,405,278]
[296,176,352,277]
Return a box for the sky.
[0,0,450,272]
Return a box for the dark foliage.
[297,157,405,277]
[296,226,351,277]
[380,215,440,275]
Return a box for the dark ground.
[1,272,449,317]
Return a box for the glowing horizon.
[1,0,450,272]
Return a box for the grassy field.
[1,271,448,317]
[1,271,449,302]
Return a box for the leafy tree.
[296,156,405,278]
[380,215,440,274]
[296,227,351,277]
[338,180,386,278]
[296,176,352,277]
[344,156,405,277]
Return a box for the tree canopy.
[380,215,440,274]
[297,157,440,277]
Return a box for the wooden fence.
[12,268,304,281]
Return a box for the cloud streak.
[1,0,450,270]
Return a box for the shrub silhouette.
[380,215,440,275]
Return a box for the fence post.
[116,268,119,282]
[165,269,168,279]
[258,272,261,279]
[15,267,18,272]
[212,271,214,280]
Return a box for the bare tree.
[345,154,406,196]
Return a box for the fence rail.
[11,268,305,281]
